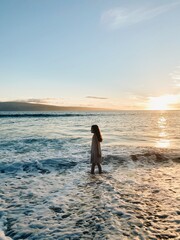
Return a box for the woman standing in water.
[91,125,103,174]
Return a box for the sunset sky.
[0,0,180,110]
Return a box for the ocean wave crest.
[0,158,77,174]
[130,152,180,163]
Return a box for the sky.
[0,0,180,110]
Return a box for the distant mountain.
[0,102,109,111]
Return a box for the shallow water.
[0,111,179,239]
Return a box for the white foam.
[0,231,12,240]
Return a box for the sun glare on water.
[147,95,177,110]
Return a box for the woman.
[90,125,103,174]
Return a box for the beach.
[0,111,179,239]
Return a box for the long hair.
[91,125,103,142]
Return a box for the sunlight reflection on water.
[156,115,170,148]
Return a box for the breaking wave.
[0,158,77,174]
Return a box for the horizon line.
[0,101,179,111]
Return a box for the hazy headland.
[0,102,109,112]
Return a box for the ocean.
[0,111,179,240]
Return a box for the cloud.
[173,79,180,88]
[86,96,108,100]
[30,98,67,106]
[12,98,65,106]
[18,98,44,103]
[170,65,180,88]
[101,2,180,29]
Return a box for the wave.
[0,138,65,153]
[103,152,180,168]
[0,152,179,175]
[0,113,94,118]
[0,158,77,174]
[130,152,180,163]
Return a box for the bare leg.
[97,163,102,174]
[91,163,96,174]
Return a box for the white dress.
[91,134,102,164]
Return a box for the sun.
[147,95,177,110]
